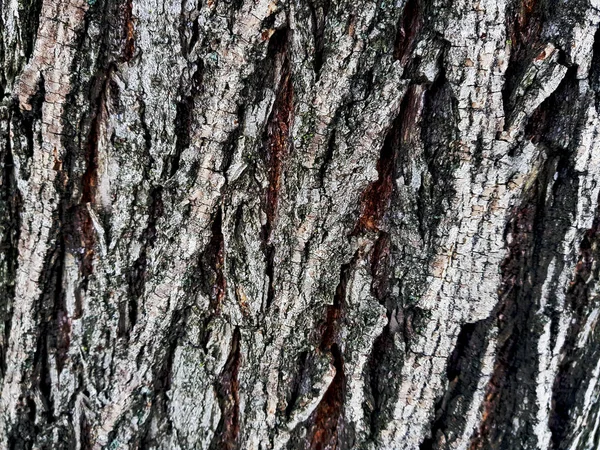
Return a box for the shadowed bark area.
[2,0,600,448]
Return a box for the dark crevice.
[0,109,22,382]
[419,318,492,450]
[353,107,401,235]
[138,307,190,449]
[169,96,193,178]
[196,206,226,316]
[123,187,164,337]
[18,0,44,61]
[189,17,200,55]
[363,85,428,441]
[469,177,546,450]
[306,0,331,78]
[210,327,242,450]
[285,351,310,419]
[304,258,356,450]
[260,28,293,310]
[77,63,117,295]
[366,233,397,442]
[167,61,204,178]
[370,232,392,304]
[13,75,45,173]
[123,0,135,62]
[318,125,336,187]
[470,132,581,449]
[195,205,227,352]
[264,245,276,310]
[419,67,459,245]
[208,207,226,313]
[367,325,397,439]
[221,104,245,177]
[79,409,93,450]
[549,200,600,449]
[524,66,578,146]
[446,322,478,381]
[502,0,546,123]
[590,25,600,112]
[317,105,344,189]
[394,0,422,65]
[354,85,423,235]
[138,96,153,155]
[261,28,293,240]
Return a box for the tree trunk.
[1,0,600,448]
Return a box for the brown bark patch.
[307,260,354,449]
[261,28,293,309]
[354,86,423,234]
[79,67,114,279]
[263,33,293,239]
[123,0,136,62]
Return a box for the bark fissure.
[261,28,293,310]
[306,0,331,78]
[123,187,164,337]
[549,199,600,447]
[211,327,242,450]
[394,0,422,65]
[307,259,353,450]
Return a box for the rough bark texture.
[2,0,600,448]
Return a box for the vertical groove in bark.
[212,327,241,450]
[503,0,545,121]
[0,106,21,384]
[307,259,354,450]
[261,28,293,310]
[363,84,427,440]
[79,67,113,279]
[470,64,582,444]
[590,26,600,113]
[468,184,541,450]
[123,187,164,336]
[123,0,135,62]
[208,206,226,314]
[168,60,204,179]
[394,0,422,65]
[306,0,331,78]
[549,209,600,448]
[353,85,414,235]
[17,0,44,61]
[420,318,492,450]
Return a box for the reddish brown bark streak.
[264,53,294,239]
[394,0,422,65]
[354,85,423,234]
[308,262,352,450]
[123,0,135,62]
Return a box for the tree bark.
[2,0,600,448]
